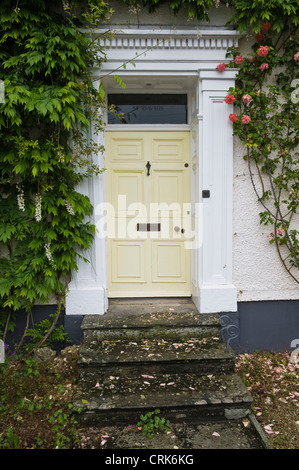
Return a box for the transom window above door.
[107,94,188,125]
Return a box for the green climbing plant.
[122,0,215,20]
[0,0,113,345]
[220,5,299,283]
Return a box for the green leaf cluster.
[122,0,214,21]
[121,0,299,32]
[228,0,299,34]
[137,409,171,439]
[24,314,71,350]
[0,0,112,331]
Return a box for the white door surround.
[65,27,240,315]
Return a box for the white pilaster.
[192,70,238,313]
[65,91,108,315]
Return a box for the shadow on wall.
[2,305,81,353]
[2,300,298,355]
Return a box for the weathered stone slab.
[82,310,220,331]
[73,372,252,426]
[82,310,221,342]
[78,336,235,378]
[33,347,56,363]
[74,299,253,430]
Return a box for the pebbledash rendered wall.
[6,3,299,354]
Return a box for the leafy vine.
[219,14,299,283]
[122,0,215,20]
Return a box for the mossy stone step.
[73,371,252,426]
[78,336,235,377]
[75,303,252,428]
[81,311,221,341]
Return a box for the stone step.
[75,302,252,430]
[73,371,252,426]
[78,336,235,378]
[81,311,221,342]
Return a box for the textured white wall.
[232,38,299,302]
[233,136,299,302]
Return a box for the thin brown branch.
[15,309,31,352]
[266,163,299,271]
[247,149,276,220]
[274,232,299,284]
[2,309,11,344]
[35,297,63,349]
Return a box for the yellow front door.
[106,131,191,297]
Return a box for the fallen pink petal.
[264,425,274,434]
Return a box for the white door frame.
[65,28,239,315]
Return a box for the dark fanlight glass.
[108,94,187,124]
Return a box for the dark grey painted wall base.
[3,305,66,353]
[2,300,299,355]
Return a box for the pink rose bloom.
[248,57,255,63]
[294,52,299,61]
[242,94,252,104]
[241,115,251,124]
[224,93,236,104]
[260,63,269,71]
[217,63,226,72]
[229,113,238,122]
[234,55,244,65]
[257,46,269,57]
[261,22,271,32]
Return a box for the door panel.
[153,136,186,162]
[111,138,144,161]
[106,131,190,297]
[111,170,145,213]
[111,240,146,283]
[153,170,184,206]
[152,241,186,282]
